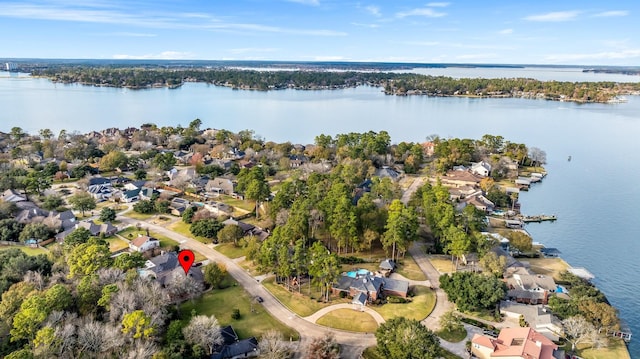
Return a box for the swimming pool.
[346,269,371,278]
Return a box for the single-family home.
[1,189,27,203]
[76,220,118,237]
[440,170,483,188]
[140,252,204,286]
[207,177,236,195]
[211,337,260,359]
[462,193,495,213]
[288,155,308,168]
[129,235,160,252]
[499,301,563,341]
[471,161,492,177]
[222,218,269,241]
[332,272,409,303]
[506,273,557,305]
[471,327,561,359]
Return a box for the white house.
[471,161,492,177]
[129,235,160,252]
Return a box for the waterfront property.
[499,301,563,341]
[471,327,562,359]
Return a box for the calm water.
[1,69,640,357]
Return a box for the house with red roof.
[471,327,562,359]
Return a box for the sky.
[0,0,638,66]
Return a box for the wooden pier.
[520,215,557,223]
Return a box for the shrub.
[231,308,241,320]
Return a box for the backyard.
[180,280,299,341]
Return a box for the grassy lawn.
[263,278,348,317]
[429,255,456,274]
[118,227,180,249]
[122,211,155,220]
[371,286,436,321]
[316,309,379,333]
[438,327,468,343]
[219,196,255,213]
[523,257,570,281]
[575,338,630,359]
[106,237,130,252]
[168,221,211,244]
[0,245,48,256]
[396,255,427,281]
[215,243,247,259]
[180,281,299,341]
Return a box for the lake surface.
[1,69,640,357]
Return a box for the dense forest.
[27,64,640,103]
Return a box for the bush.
[231,308,241,320]
[338,256,366,265]
[386,296,408,304]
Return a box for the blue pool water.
[347,269,371,278]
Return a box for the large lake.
[1,68,640,356]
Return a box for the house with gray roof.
[506,273,557,305]
[211,337,259,359]
[500,301,563,341]
[1,189,27,203]
[332,272,409,304]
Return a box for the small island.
[0,124,630,358]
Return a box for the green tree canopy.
[440,272,506,312]
[67,242,112,278]
[68,191,96,217]
[375,317,441,359]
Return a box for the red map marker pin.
[178,249,195,275]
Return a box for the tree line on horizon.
[26,65,640,103]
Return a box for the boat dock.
[520,214,557,223]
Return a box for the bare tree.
[182,315,223,355]
[125,339,157,359]
[165,270,203,305]
[259,330,292,359]
[528,147,547,167]
[23,270,46,291]
[563,316,597,352]
[76,317,105,354]
[306,333,340,359]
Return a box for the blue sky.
[0,0,638,65]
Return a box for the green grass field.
[180,281,299,341]
[316,309,379,333]
[262,278,349,317]
[168,221,211,244]
[122,211,155,220]
[396,255,428,281]
[371,286,436,321]
[106,237,130,252]
[0,245,48,256]
[215,243,247,259]
[574,338,630,359]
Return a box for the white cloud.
[592,10,628,17]
[524,11,580,22]
[403,41,440,46]
[351,22,380,28]
[365,5,381,17]
[112,51,196,60]
[498,28,513,35]
[426,2,450,7]
[396,8,446,18]
[285,0,320,5]
[545,49,640,62]
[0,2,345,36]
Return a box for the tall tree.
[375,317,441,359]
[68,191,97,217]
[382,200,418,261]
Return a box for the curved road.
[117,215,377,352]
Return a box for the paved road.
[401,176,426,204]
[439,323,482,358]
[117,215,376,355]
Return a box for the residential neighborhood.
[0,126,628,359]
